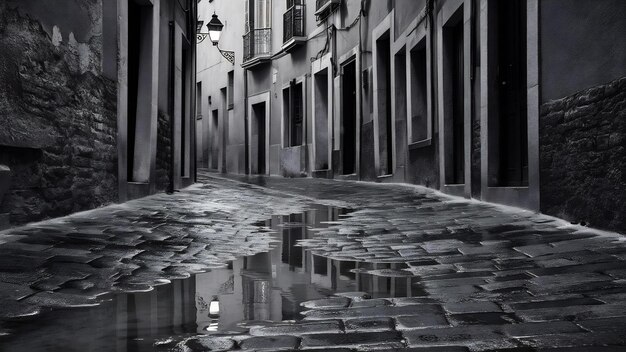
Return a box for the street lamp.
[197,12,235,65]
[206,13,223,46]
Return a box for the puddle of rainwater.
[0,204,424,352]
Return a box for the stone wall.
[156,110,172,191]
[0,2,118,225]
[540,77,626,232]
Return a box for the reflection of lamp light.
[209,296,220,318]
[205,321,219,332]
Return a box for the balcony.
[282,4,306,52]
[315,0,340,22]
[242,28,272,69]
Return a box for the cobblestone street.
[1,171,626,351]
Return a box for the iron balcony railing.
[283,4,306,44]
[243,28,272,63]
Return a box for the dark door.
[497,0,528,186]
[342,60,357,175]
[211,110,219,170]
[451,21,465,184]
[257,104,266,174]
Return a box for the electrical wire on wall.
[310,2,365,63]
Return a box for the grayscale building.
[0,0,198,227]
[197,0,626,232]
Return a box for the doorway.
[443,9,465,185]
[341,59,357,175]
[210,109,219,170]
[127,0,153,182]
[376,33,393,176]
[313,69,329,171]
[409,40,428,142]
[495,0,528,186]
[252,102,267,174]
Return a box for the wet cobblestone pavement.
[1,171,626,351]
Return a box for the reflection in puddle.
[0,205,423,351]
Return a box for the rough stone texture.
[471,109,481,197]
[0,2,117,225]
[156,110,172,191]
[540,76,626,232]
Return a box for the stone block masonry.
[540,76,626,232]
[0,3,118,225]
[156,110,172,191]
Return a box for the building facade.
[0,0,198,227]
[197,0,626,233]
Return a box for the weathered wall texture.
[540,0,626,102]
[156,111,172,191]
[0,2,117,224]
[540,77,626,232]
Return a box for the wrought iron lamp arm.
[196,33,235,65]
[215,43,235,65]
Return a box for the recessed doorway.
[341,59,357,175]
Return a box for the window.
[227,71,234,110]
[196,81,202,116]
[287,0,303,8]
[244,0,272,63]
[246,0,272,31]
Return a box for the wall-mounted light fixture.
[197,13,235,65]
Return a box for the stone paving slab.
[2,171,626,351]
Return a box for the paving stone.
[365,348,469,352]
[239,335,300,350]
[448,313,519,326]
[575,316,626,333]
[20,291,99,308]
[350,298,392,308]
[443,301,502,314]
[249,320,342,336]
[344,317,394,332]
[514,244,561,257]
[501,321,584,337]
[519,332,626,349]
[181,336,236,351]
[0,282,35,300]
[507,297,603,311]
[300,331,404,349]
[420,240,465,254]
[395,313,450,330]
[403,325,519,351]
[303,304,443,321]
[536,347,626,352]
[527,273,613,292]
[0,299,41,319]
[390,297,440,306]
[516,303,626,322]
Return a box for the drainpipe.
[168,19,176,193]
[429,0,436,166]
[192,0,198,182]
[244,68,250,175]
[358,0,366,180]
